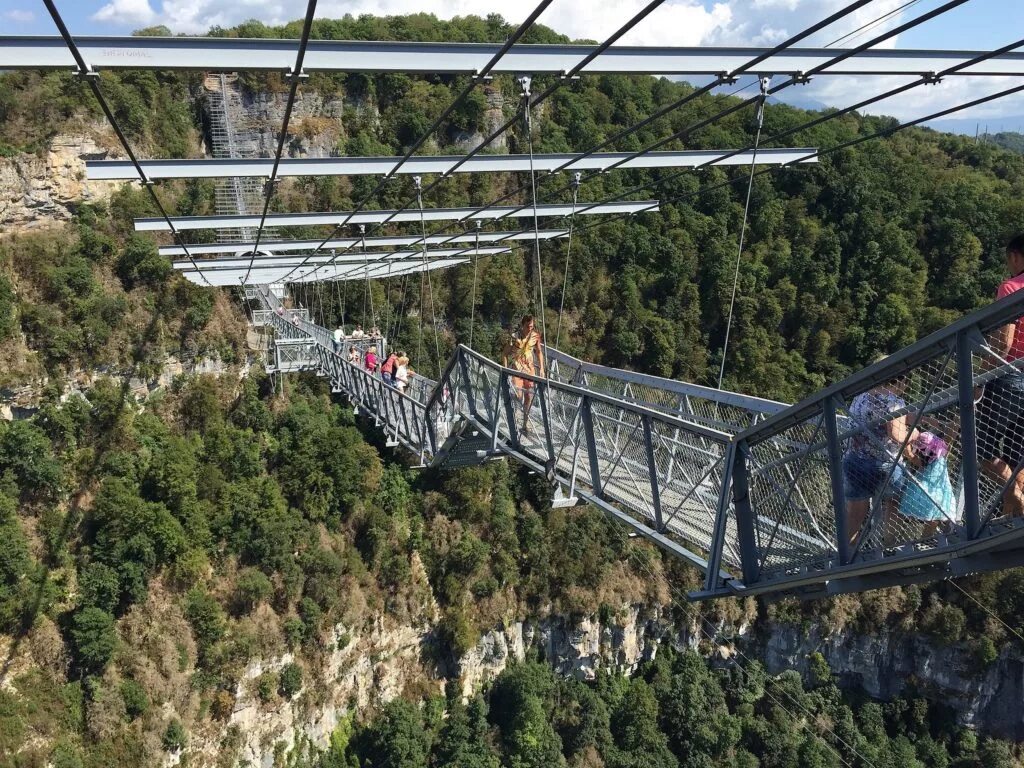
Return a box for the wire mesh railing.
[248,282,1024,599]
[733,286,1024,594]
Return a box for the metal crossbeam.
[7,37,1024,76]
[183,256,474,286]
[176,245,508,272]
[86,149,818,181]
[159,229,567,258]
[134,201,659,231]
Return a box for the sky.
[1,0,1023,133]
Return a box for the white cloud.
[92,0,158,26]
[2,9,35,22]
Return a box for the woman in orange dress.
[503,315,545,434]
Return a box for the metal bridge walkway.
[248,285,1024,601]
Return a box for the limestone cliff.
[0,131,121,230]
[161,605,1024,767]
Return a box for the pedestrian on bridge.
[976,233,1024,518]
[504,315,545,436]
[332,326,344,352]
[365,346,379,373]
[395,355,410,393]
[843,371,917,546]
[380,351,398,386]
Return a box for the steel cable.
[242,0,319,285]
[717,79,769,390]
[277,0,556,284]
[41,0,213,286]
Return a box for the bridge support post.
[731,440,761,587]
[641,415,664,531]
[458,353,477,419]
[580,397,603,497]
[823,396,850,564]
[538,381,557,478]
[957,330,982,538]
[499,371,520,447]
[703,440,735,593]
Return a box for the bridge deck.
[252,286,1024,600]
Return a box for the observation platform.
[249,285,1024,601]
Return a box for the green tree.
[279,662,303,698]
[357,698,429,768]
[69,606,117,675]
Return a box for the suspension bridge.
[19,0,1024,599]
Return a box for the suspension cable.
[41,0,213,286]
[469,220,482,350]
[554,173,581,352]
[717,77,769,390]
[286,0,670,289]
[521,76,549,370]
[276,0,554,286]
[377,0,888,264]
[826,0,921,48]
[414,178,444,375]
[242,0,318,285]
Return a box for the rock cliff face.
[762,624,1024,737]
[0,131,121,229]
[195,604,1024,767]
[0,353,248,421]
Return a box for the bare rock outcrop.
[0,132,122,230]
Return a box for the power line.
[41,0,212,286]
[825,0,922,48]
[947,578,1024,645]
[621,528,873,768]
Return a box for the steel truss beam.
[7,37,1024,76]
[176,245,509,272]
[87,149,818,181]
[182,255,473,286]
[134,200,659,232]
[159,228,567,258]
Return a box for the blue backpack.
[900,456,956,522]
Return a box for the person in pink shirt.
[364,346,379,374]
[976,234,1024,517]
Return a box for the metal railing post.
[703,440,735,592]
[823,396,850,564]
[732,440,760,586]
[500,371,520,447]
[641,415,664,531]
[538,381,556,472]
[958,329,982,538]
[459,352,477,419]
[580,396,603,496]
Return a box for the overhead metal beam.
[87,149,818,181]
[158,229,567,258]
[180,255,473,286]
[172,246,514,271]
[134,200,659,232]
[6,37,1024,76]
